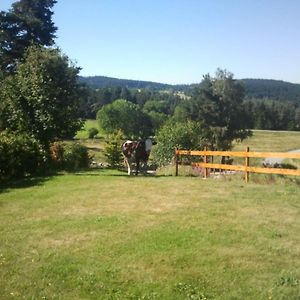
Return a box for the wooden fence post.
[175,147,179,176]
[245,147,250,183]
[204,146,208,178]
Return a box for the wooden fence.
[175,147,300,182]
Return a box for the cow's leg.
[135,159,139,175]
[124,158,131,175]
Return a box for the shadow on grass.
[0,175,56,194]
[72,167,167,178]
[0,167,168,194]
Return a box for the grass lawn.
[1,170,300,299]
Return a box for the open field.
[1,170,300,299]
[75,120,102,139]
[233,130,300,152]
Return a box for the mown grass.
[1,169,300,299]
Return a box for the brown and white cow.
[121,139,153,175]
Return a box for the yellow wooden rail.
[175,148,300,182]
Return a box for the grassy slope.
[1,170,300,299]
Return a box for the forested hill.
[243,79,300,102]
[78,76,300,103]
[78,76,176,90]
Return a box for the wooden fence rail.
[175,147,300,182]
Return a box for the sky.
[1,0,300,84]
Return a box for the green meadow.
[233,130,300,152]
[1,129,300,299]
[75,119,101,139]
[1,170,300,299]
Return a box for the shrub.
[103,130,123,168]
[62,143,90,171]
[152,120,209,167]
[49,142,65,170]
[88,127,99,139]
[0,131,42,178]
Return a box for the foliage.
[143,100,169,114]
[152,120,209,166]
[49,142,64,169]
[0,45,83,147]
[103,130,123,168]
[244,99,300,131]
[61,143,90,171]
[49,142,90,171]
[175,69,251,150]
[0,0,57,73]
[146,111,168,133]
[243,78,300,103]
[88,127,99,139]
[75,84,182,120]
[0,130,42,178]
[97,99,152,139]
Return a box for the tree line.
[77,84,300,133]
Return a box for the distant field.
[1,170,300,299]
[75,119,101,139]
[233,130,300,152]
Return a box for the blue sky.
[1,0,300,84]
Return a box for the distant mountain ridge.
[78,75,175,90]
[242,79,300,102]
[78,76,300,103]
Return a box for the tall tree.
[0,45,82,147]
[0,0,57,73]
[175,69,251,150]
[97,99,153,138]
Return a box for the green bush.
[88,127,99,139]
[49,142,65,170]
[0,131,42,178]
[152,120,209,167]
[62,143,90,171]
[103,130,123,168]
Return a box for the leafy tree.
[0,0,57,73]
[103,130,124,168]
[243,99,300,131]
[97,99,152,138]
[175,69,251,150]
[143,100,169,114]
[152,120,210,167]
[146,111,168,133]
[0,45,82,147]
